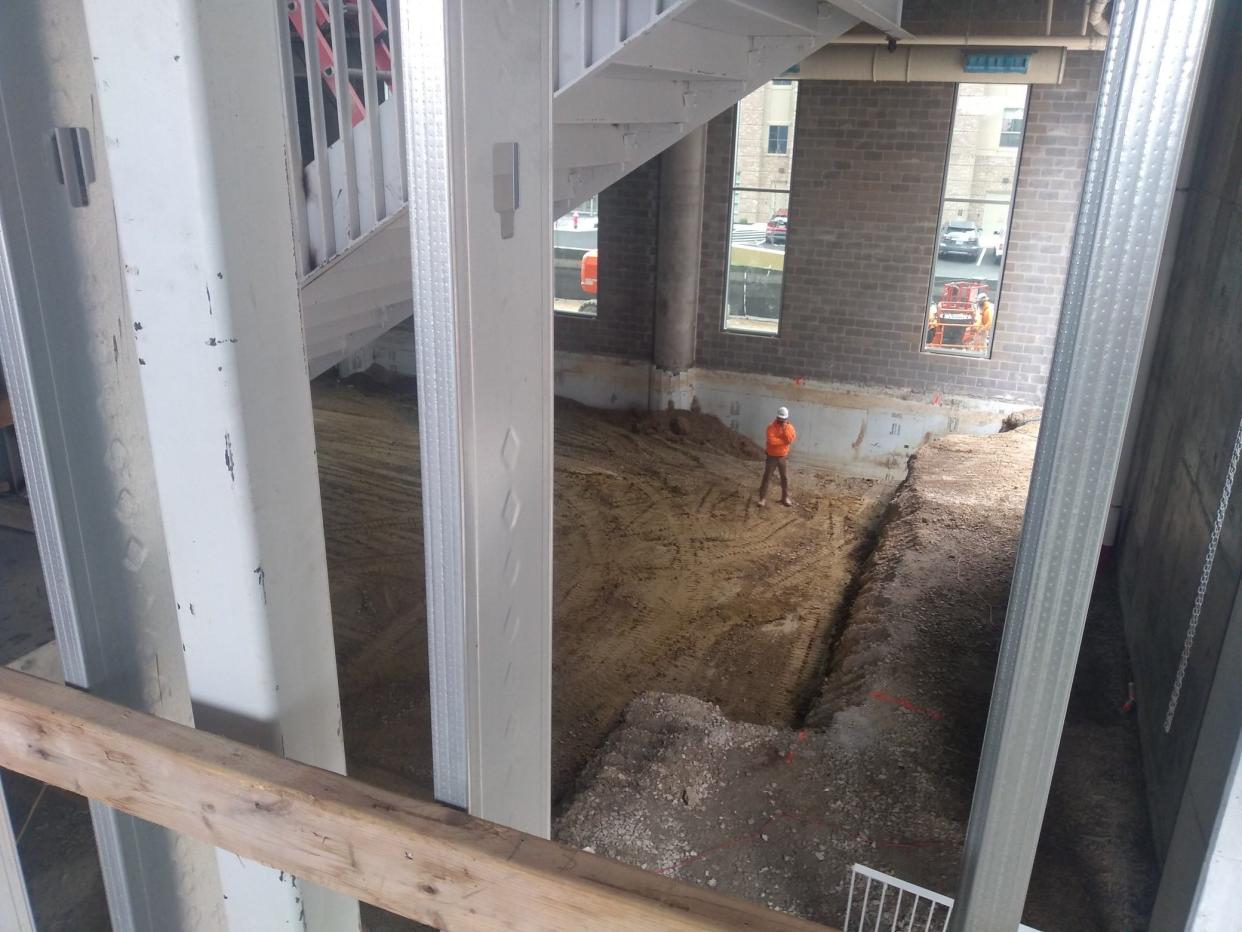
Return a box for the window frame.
[999,107,1025,148]
[553,196,600,319]
[721,83,799,338]
[767,124,789,154]
[921,83,1030,360]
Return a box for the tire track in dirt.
[311,381,895,805]
[551,401,894,800]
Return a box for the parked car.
[938,218,982,260]
[989,229,1005,264]
[765,209,788,245]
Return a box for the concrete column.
[651,127,707,411]
[81,2,357,929]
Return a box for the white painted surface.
[82,2,356,929]
[295,0,895,375]
[1192,739,1242,930]
[0,774,33,932]
[1,2,227,926]
[302,211,412,375]
[404,0,554,835]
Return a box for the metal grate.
[843,865,1041,932]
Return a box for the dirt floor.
[549,400,892,795]
[556,426,1159,931]
[314,375,895,931]
[0,379,1156,932]
[313,376,894,802]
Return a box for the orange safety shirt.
[765,420,797,457]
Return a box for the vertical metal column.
[81,1,358,929]
[948,0,1216,928]
[0,777,34,932]
[0,1,226,929]
[403,0,554,835]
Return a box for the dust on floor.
[312,378,893,802]
[556,426,1158,932]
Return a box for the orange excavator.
[926,281,994,351]
[579,249,598,314]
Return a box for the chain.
[1163,414,1242,734]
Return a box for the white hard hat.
[777,406,790,419]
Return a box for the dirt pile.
[569,399,765,460]
[556,425,1157,931]
[557,690,963,921]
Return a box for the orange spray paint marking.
[870,690,944,721]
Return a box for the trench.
[312,375,897,807]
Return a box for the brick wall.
[694,53,1103,405]
[553,160,659,359]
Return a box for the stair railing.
[278,0,406,274]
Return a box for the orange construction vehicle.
[579,249,598,314]
[926,281,994,352]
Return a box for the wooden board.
[0,398,11,429]
[0,669,834,931]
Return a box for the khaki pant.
[758,455,789,502]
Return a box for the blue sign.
[963,52,1031,74]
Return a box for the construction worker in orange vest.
[758,406,797,508]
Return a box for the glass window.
[923,84,1029,358]
[767,125,789,154]
[999,107,1024,147]
[553,197,598,317]
[724,81,798,334]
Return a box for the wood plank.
[0,398,12,429]
[0,669,834,931]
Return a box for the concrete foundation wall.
[695,54,1103,406]
[1117,1,1242,862]
[357,341,1024,478]
[552,351,1023,479]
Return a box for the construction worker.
[758,406,797,507]
[970,292,995,351]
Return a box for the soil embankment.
[313,379,892,803]
[557,425,1158,931]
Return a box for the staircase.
[290,0,906,375]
